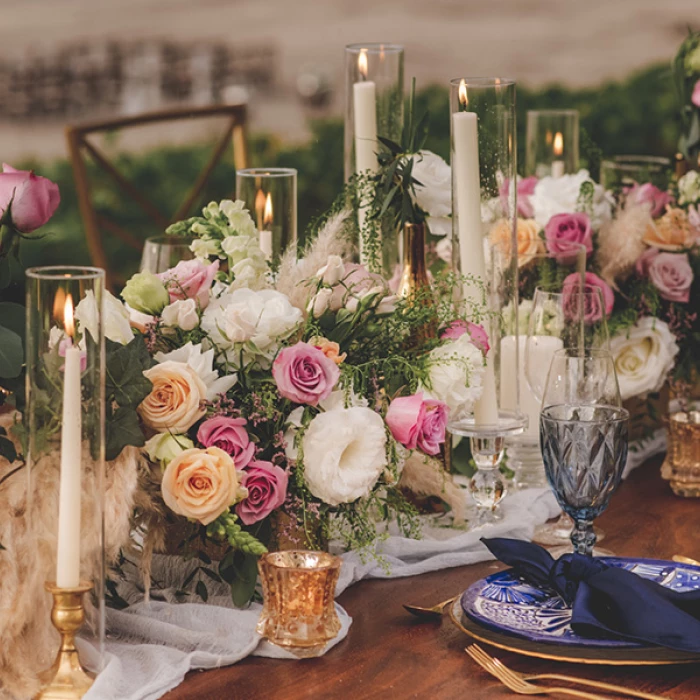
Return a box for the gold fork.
[465,644,670,700]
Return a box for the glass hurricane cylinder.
[525,109,579,178]
[600,155,671,194]
[25,266,106,673]
[448,77,525,523]
[236,167,297,266]
[140,235,195,273]
[344,43,404,274]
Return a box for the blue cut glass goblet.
[540,404,629,556]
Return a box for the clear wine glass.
[540,349,629,556]
[140,236,194,273]
[525,285,611,548]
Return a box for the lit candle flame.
[358,49,368,80]
[553,131,564,157]
[263,193,273,228]
[64,294,75,339]
[458,79,468,107]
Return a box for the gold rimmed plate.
[448,598,700,666]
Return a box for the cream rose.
[642,209,696,251]
[138,361,207,432]
[610,317,679,401]
[161,447,247,525]
[489,218,543,268]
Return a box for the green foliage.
[673,29,700,162]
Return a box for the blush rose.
[544,212,593,260]
[236,460,288,525]
[562,272,615,323]
[158,259,219,309]
[272,342,340,406]
[197,416,255,469]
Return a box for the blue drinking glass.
[540,404,629,556]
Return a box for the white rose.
[610,317,679,401]
[75,289,134,345]
[191,237,221,260]
[145,432,195,465]
[155,342,237,400]
[678,171,700,206]
[411,150,451,218]
[435,237,452,264]
[161,298,200,332]
[308,288,333,318]
[317,255,345,285]
[531,169,613,230]
[422,334,485,416]
[294,407,387,505]
[201,288,302,368]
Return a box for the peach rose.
[643,209,695,251]
[489,218,543,267]
[161,447,247,525]
[138,361,207,433]
[309,336,347,365]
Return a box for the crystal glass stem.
[571,518,596,556]
[469,435,506,525]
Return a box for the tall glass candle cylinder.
[448,78,525,522]
[525,109,579,178]
[25,266,106,665]
[236,168,297,266]
[600,155,671,193]
[344,43,404,272]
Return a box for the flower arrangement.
[101,198,488,604]
[674,29,700,168]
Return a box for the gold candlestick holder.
[35,581,95,700]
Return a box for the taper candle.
[56,294,82,589]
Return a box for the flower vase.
[269,507,329,552]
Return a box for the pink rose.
[441,320,490,355]
[562,272,615,323]
[544,212,593,261]
[197,416,255,469]
[638,249,693,303]
[236,460,288,525]
[0,164,60,232]
[386,393,425,450]
[501,176,538,219]
[158,259,219,309]
[272,341,340,406]
[417,399,448,456]
[629,183,674,219]
[692,79,700,108]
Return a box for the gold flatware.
[672,554,700,567]
[403,596,456,618]
[465,644,670,700]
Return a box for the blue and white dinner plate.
[460,556,700,649]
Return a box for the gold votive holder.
[35,581,95,700]
[256,550,341,658]
[661,411,700,497]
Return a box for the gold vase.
[396,221,431,300]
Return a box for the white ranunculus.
[296,406,387,505]
[155,342,237,400]
[422,333,485,416]
[412,150,452,218]
[317,255,345,286]
[145,432,195,465]
[610,317,679,401]
[530,169,613,230]
[75,289,134,345]
[201,288,302,368]
[678,171,700,206]
[161,298,199,331]
[427,216,451,238]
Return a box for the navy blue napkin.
[481,537,700,652]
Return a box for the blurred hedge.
[17,62,679,283]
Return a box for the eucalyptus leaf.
[0,326,23,379]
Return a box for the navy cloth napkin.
[481,537,700,652]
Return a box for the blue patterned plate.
[461,557,700,648]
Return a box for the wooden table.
[166,460,700,699]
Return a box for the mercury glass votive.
[256,550,341,658]
[662,411,700,497]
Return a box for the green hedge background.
[15,62,679,285]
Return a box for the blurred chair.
[65,102,249,288]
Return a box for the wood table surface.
[165,459,700,700]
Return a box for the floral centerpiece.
[674,29,700,169]
[99,196,488,603]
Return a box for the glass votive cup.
[599,155,671,193]
[525,109,579,178]
[140,235,194,273]
[256,550,341,658]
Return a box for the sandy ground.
[0,0,697,161]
